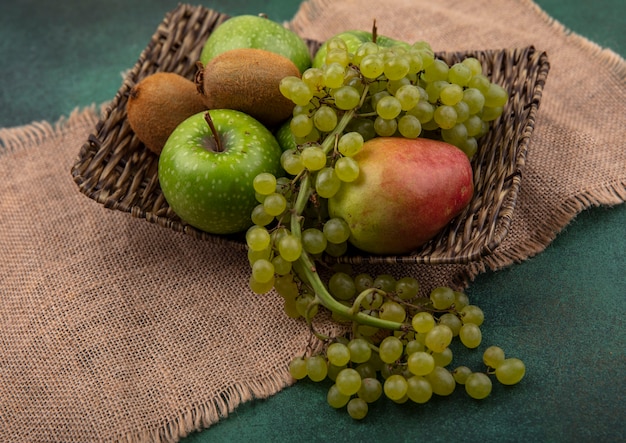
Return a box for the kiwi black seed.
[126,72,208,155]
[195,48,300,127]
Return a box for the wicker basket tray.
[71,4,550,265]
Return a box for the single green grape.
[430,286,455,310]
[465,372,493,400]
[289,356,308,380]
[334,156,360,182]
[289,114,314,138]
[301,67,325,91]
[468,74,491,94]
[407,351,435,376]
[376,95,402,120]
[431,347,453,367]
[406,100,434,123]
[379,300,406,323]
[433,105,458,130]
[438,313,462,336]
[306,355,328,382]
[459,323,482,348]
[247,247,270,265]
[274,274,298,298]
[322,62,345,89]
[315,167,341,198]
[337,131,364,157]
[383,54,410,81]
[271,255,292,276]
[425,324,454,353]
[326,342,351,367]
[426,366,456,396]
[328,272,357,301]
[251,258,274,284]
[277,234,302,262]
[326,47,351,67]
[378,336,404,364]
[250,204,274,226]
[394,84,421,110]
[278,75,300,100]
[252,172,277,195]
[461,305,485,325]
[301,145,327,171]
[289,79,314,106]
[360,53,385,79]
[421,58,449,82]
[249,274,274,294]
[373,274,396,293]
[323,217,351,244]
[395,276,420,300]
[347,397,368,420]
[483,345,506,369]
[357,377,383,403]
[404,339,425,355]
[397,114,422,138]
[440,83,464,106]
[495,358,526,385]
[313,105,338,133]
[463,87,486,115]
[335,368,362,396]
[406,375,433,404]
[448,62,473,86]
[462,57,484,76]
[263,192,287,217]
[326,384,350,409]
[412,311,435,334]
[373,116,398,137]
[301,227,328,255]
[348,338,372,363]
[245,225,271,251]
[484,82,509,107]
[332,85,361,110]
[280,149,304,175]
[384,374,409,401]
[452,365,473,385]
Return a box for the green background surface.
[1,1,624,442]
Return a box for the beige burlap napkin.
[1,0,625,442]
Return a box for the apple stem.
[204,111,224,152]
[372,19,378,43]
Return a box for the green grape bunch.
[243,30,522,420]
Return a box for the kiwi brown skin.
[195,48,300,128]
[126,72,208,155]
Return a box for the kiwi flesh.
[195,48,300,127]
[126,72,207,155]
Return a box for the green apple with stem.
[200,14,312,74]
[158,109,284,235]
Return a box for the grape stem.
[290,174,408,332]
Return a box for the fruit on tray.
[157,109,283,235]
[129,15,524,419]
[199,14,312,74]
[328,137,474,255]
[126,72,207,154]
[195,48,301,127]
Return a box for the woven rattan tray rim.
[71,4,550,265]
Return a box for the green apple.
[328,137,474,255]
[158,109,283,235]
[199,14,312,74]
[313,30,409,68]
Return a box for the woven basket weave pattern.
[71,4,550,265]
